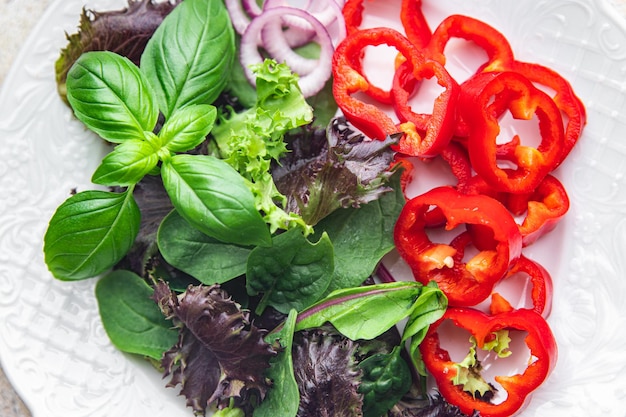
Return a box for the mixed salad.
[43,0,585,416]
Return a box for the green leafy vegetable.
[246,228,334,314]
[91,139,159,186]
[66,50,159,143]
[157,210,251,284]
[140,0,235,118]
[95,269,178,360]
[253,310,299,417]
[44,189,140,281]
[153,281,279,415]
[161,154,271,247]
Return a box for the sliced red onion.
[239,6,333,97]
[225,0,253,35]
[242,0,262,18]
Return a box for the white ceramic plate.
[1,0,626,416]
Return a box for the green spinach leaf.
[95,269,178,360]
[140,0,235,118]
[254,309,299,417]
[44,188,141,281]
[161,154,271,247]
[66,50,158,143]
[157,210,251,284]
[246,228,334,314]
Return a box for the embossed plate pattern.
[1,0,625,416]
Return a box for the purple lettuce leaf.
[153,281,279,415]
[56,0,181,102]
[272,117,399,226]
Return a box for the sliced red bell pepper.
[391,57,460,157]
[490,255,554,318]
[332,27,425,140]
[420,307,558,417]
[427,14,514,74]
[400,0,432,49]
[460,71,566,193]
[394,186,522,306]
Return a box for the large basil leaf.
[157,210,251,284]
[161,154,271,247]
[91,139,159,186]
[246,228,334,314]
[44,189,140,280]
[95,269,178,360]
[314,173,405,293]
[66,51,158,143]
[140,0,235,118]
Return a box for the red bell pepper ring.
[420,307,558,417]
[460,71,566,194]
[394,186,522,306]
[505,60,587,168]
[391,57,460,157]
[400,0,432,49]
[332,27,426,140]
[426,14,514,74]
[490,255,554,318]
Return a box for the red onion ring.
[240,6,333,97]
[224,0,254,35]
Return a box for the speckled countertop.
[0,2,52,416]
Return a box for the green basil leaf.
[159,104,217,153]
[314,173,405,293]
[44,189,140,281]
[254,309,299,417]
[95,270,178,360]
[140,0,235,118]
[295,282,436,340]
[161,154,271,247]
[66,51,158,143]
[157,210,251,284]
[246,228,334,314]
[91,140,159,186]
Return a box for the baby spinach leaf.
[91,139,159,186]
[358,346,412,417]
[140,0,235,118]
[95,269,178,360]
[246,228,334,314]
[44,188,140,281]
[159,104,217,153]
[161,154,271,247]
[314,172,405,293]
[157,210,251,284]
[294,281,446,341]
[66,50,158,143]
[254,309,299,417]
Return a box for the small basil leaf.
[254,309,299,417]
[157,210,251,284]
[44,189,140,281]
[91,139,159,186]
[159,104,216,153]
[95,269,178,360]
[161,154,271,247]
[140,0,235,118]
[66,50,158,143]
[246,228,334,314]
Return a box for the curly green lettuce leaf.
[211,59,314,234]
[153,281,279,414]
[273,117,399,226]
[56,0,181,103]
